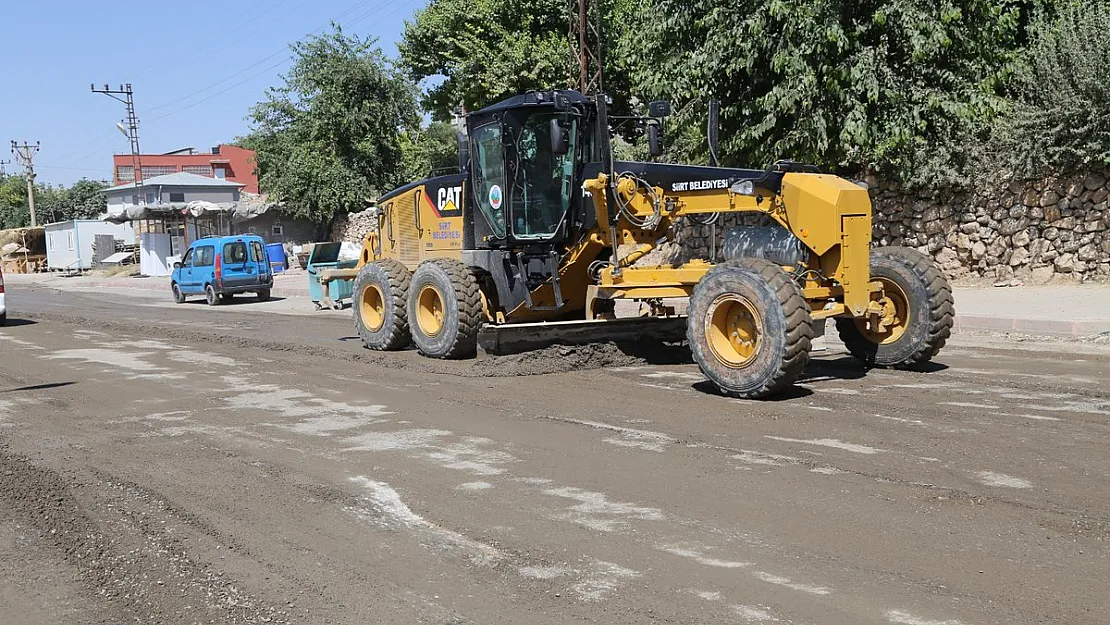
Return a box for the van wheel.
[0,312,6,327]
[171,283,186,304]
[257,289,271,301]
[205,284,220,306]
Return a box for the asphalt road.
[1,282,1108,625]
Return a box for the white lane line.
[732,450,801,467]
[658,544,750,569]
[939,402,1000,410]
[765,436,883,455]
[996,412,1062,422]
[753,571,831,595]
[873,414,924,425]
[975,471,1033,489]
[885,609,966,625]
[456,481,493,491]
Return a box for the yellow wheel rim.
[416,284,445,337]
[706,294,763,369]
[856,278,910,345]
[360,284,386,332]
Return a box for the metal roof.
[101,172,245,193]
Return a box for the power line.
[10,141,41,227]
[145,57,293,124]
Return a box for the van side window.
[250,241,265,262]
[194,246,215,267]
[181,248,194,266]
[223,241,248,263]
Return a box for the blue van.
[171,235,274,305]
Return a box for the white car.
[0,264,6,325]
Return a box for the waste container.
[266,243,287,273]
[306,242,358,309]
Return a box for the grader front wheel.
[687,258,813,399]
[836,247,954,367]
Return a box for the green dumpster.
[307,243,358,310]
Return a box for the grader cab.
[352,90,953,398]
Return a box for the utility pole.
[91,83,143,190]
[568,0,604,94]
[0,158,10,174]
[10,141,40,227]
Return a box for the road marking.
[457,481,493,491]
[765,436,883,455]
[939,402,1000,410]
[753,571,831,595]
[885,609,966,625]
[810,467,845,475]
[731,450,800,467]
[975,471,1033,489]
[658,544,750,568]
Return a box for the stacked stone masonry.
[332,169,1110,283]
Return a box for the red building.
[112,144,258,193]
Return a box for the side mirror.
[648,100,672,118]
[550,119,570,155]
[173,262,183,269]
[647,122,664,158]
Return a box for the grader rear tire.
[408,258,482,359]
[687,258,813,399]
[353,259,411,351]
[835,247,953,367]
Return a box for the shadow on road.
[181,296,288,307]
[1,381,76,393]
[0,318,37,327]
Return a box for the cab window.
[510,112,577,239]
[469,122,507,238]
[223,241,248,264]
[194,245,215,267]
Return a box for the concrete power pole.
[91,83,143,190]
[10,141,40,227]
[569,0,604,94]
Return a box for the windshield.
[509,112,578,240]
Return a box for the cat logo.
[437,185,463,215]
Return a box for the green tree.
[0,174,29,230]
[989,0,1110,174]
[0,176,107,229]
[247,25,418,225]
[398,121,460,184]
[623,0,1024,184]
[399,0,636,118]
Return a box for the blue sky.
[0,0,427,186]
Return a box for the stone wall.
[677,169,1110,283]
[330,208,376,245]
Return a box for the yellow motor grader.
[348,90,953,398]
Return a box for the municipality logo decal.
[489,184,503,210]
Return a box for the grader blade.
[478,317,687,356]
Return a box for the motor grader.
[347,89,953,398]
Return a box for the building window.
[146,191,156,204]
[141,165,177,178]
[131,194,139,206]
[48,233,55,251]
[182,165,211,176]
[271,223,284,237]
[232,189,240,201]
[66,231,75,250]
[169,192,185,203]
[214,166,226,179]
[117,165,135,181]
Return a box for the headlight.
[731,180,755,195]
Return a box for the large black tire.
[0,312,6,327]
[205,284,220,306]
[353,260,411,351]
[171,282,186,304]
[407,258,482,359]
[836,247,953,367]
[687,258,813,399]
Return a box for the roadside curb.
[954,314,1110,338]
